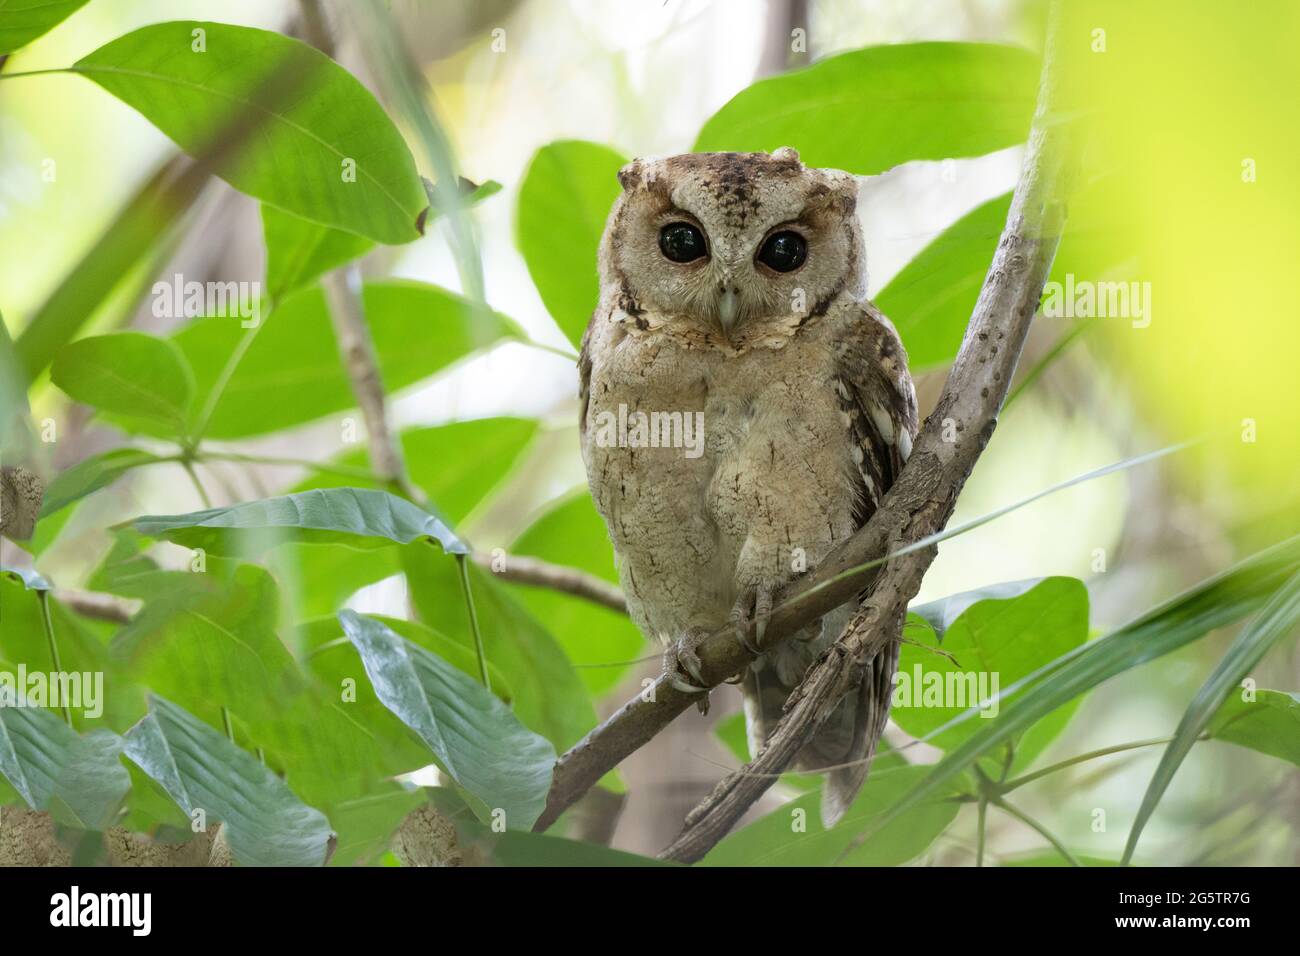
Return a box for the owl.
[579,147,918,825]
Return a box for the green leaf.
[40,448,166,518]
[1208,689,1300,767]
[73,21,425,243]
[864,534,1300,848]
[340,611,556,830]
[109,564,302,731]
[1,564,51,591]
[131,487,467,557]
[124,695,334,866]
[327,784,424,867]
[284,418,538,618]
[506,493,644,695]
[0,701,129,830]
[403,551,597,752]
[261,204,375,304]
[694,42,1039,174]
[0,0,89,54]
[894,578,1089,767]
[702,762,958,866]
[175,280,519,439]
[516,140,626,348]
[50,332,193,433]
[1122,572,1300,863]
[878,193,1010,371]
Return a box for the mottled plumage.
[0,465,43,541]
[579,149,917,824]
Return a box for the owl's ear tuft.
[617,160,643,191]
[771,146,801,166]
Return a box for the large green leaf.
[108,564,302,732]
[702,760,958,867]
[0,0,89,54]
[1208,689,1300,767]
[174,280,519,439]
[895,578,1089,769]
[516,140,626,348]
[506,493,644,695]
[131,487,466,557]
[0,701,129,829]
[694,42,1039,174]
[403,550,596,752]
[861,535,1300,848]
[1122,571,1300,863]
[73,21,425,243]
[878,193,1010,371]
[50,332,194,434]
[340,611,556,830]
[124,695,334,866]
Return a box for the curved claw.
[663,630,712,712]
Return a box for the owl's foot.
[728,585,774,658]
[664,628,712,715]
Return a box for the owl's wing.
[821,301,919,825]
[834,301,919,528]
[577,315,596,438]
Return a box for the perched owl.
[579,147,918,824]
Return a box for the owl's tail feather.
[740,636,901,829]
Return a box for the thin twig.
[473,551,627,614]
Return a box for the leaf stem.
[197,449,378,482]
[221,706,235,743]
[975,797,988,867]
[181,460,212,508]
[0,68,69,81]
[455,553,490,691]
[191,322,263,443]
[993,797,1081,867]
[37,592,73,727]
[1000,735,1187,793]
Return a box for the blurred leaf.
[516,140,626,348]
[50,332,193,433]
[703,761,958,866]
[867,534,1300,843]
[694,43,1039,173]
[506,493,644,695]
[404,551,596,751]
[340,611,556,830]
[262,205,373,304]
[1208,689,1300,767]
[74,21,425,243]
[895,578,1089,768]
[878,193,1010,371]
[124,695,334,866]
[1004,851,1118,867]
[0,0,90,54]
[131,487,467,557]
[174,280,519,439]
[40,448,165,518]
[0,309,31,459]
[1123,572,1300,863]
[0,701,129,830]
[14,153,206,385]
[328,784,424,867]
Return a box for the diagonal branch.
[534,2,1074,842]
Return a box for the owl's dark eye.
[659,222,708,263]
[757,231,807,272]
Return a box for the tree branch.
[534,3,1073,843]
[472,551,627,613]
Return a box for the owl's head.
[598,147,863,336]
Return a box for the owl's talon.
[663,629,711,713]
[729,587,774,657]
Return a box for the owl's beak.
[717,286,740,331]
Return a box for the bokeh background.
[1,0,1295,863]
